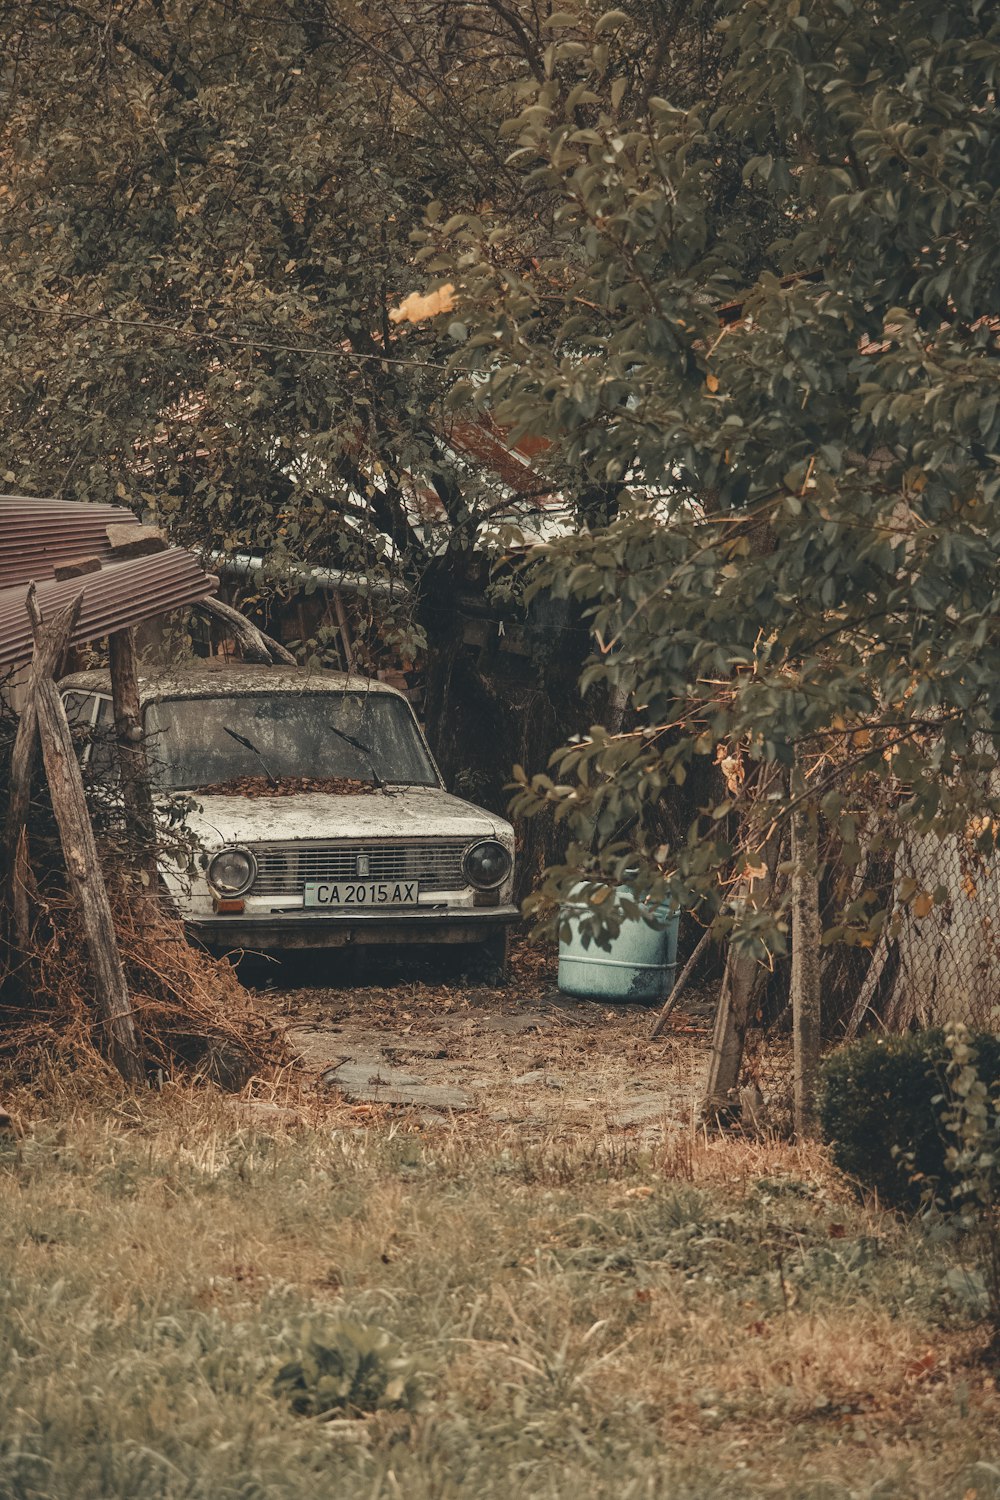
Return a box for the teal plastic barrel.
[558,886,680,1003]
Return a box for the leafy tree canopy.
[423,0,1000,945]
[0,1,720,815]
[0,1,710,575]
[0,1,525,581]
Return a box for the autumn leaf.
[388,282,456,324]
[705,372,719,394]
[904,1349,937,1380]
[912,891,934,918]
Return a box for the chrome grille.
[250,838,470,896]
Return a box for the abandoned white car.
[59,663,517,974]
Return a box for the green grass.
[1,1095,998,1500]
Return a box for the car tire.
[468,930,509,986]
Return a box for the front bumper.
[185,904,519,953]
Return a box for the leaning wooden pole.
[790,796,822,1137]
[649,926,711,1040]
[33,674,144,1085]
[3,586,83,951]
[14,590,143,1085]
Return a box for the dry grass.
[1,888,283,1088]
[1,1091,999,1499]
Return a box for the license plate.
[303,880,420,908]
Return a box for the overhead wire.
[1,296,469,374]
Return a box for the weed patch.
[0,1095,998,1499]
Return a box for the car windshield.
[143,691,439,791]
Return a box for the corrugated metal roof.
[0,495,148,587]
[0,496,217,670]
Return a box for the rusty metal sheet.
[0,495,146,588]
[0,497,217,670]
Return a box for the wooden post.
[791,798,822,1136]
[332,590,355,673]
[34,673,144,1085]
[108,627,158,893]
[3,587,83,950]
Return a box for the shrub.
[818,1029,1000,1211]
[273,1317,422,1420]
[938,1025,1000,1337]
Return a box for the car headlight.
[462,838,512,891]
[207,846,257,897]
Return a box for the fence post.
[791,795,822,1136]
[108,627,158,894]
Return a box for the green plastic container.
[558,886,679,1003]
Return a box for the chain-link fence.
[734,821,1000,1111]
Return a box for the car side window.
[61,690,98,732]
[61,690,101,766]
[89,695,118,779]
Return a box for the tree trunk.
[34,674,144,1086]
[791,800,821,1136]
[196,596,296,665]
[704,941,768,1112]
[109,627,159,894]
[417,552,592,901]
[703,843,784,1113]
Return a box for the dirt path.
[255,940,714,1131]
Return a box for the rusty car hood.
[181,784,512,849]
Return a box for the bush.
[938,1026,1000,1338]
[818,1029,1000,1211]
[273,1317,422,1420]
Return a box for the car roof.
[58,660,405,703]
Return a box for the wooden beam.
[34,673,144,1086]
[3,586,83,950]
[195,597,296,666]
[109,627,158,894]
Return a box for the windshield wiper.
[223,725,279,788]
[326,724,386,790]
